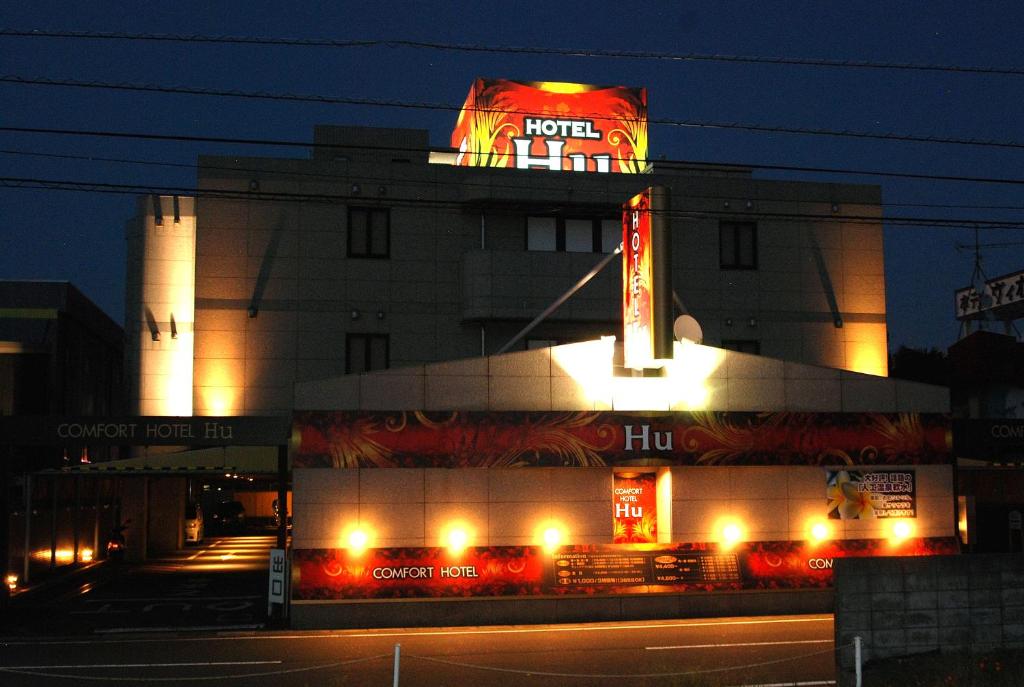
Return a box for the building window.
[348,207,389,258]
[719,221,757,269]
[721,339,760,355]
[525,338,560,350]
[346,334,389,373]
[526,216,619,253]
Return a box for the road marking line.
[2,660,280,670]
[0,615,831,645]
[82,596,260,603]
[646,639,832,651]
[94,624,265,634]
[337,616,832,639]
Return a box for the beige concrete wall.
[293,464,954,550]
[182,132,889,420]
[125,196,196,416]
[672,465,954,543]
[293,467,614,550]
[294,340,949,414]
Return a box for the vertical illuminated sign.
[622,186,673,369]
[451,79,648,174]
[613,472,658,543]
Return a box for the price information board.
[551,550,740,586]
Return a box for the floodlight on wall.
[725,318,733,327]
[377,185,387,196]
[723,200,730,209]
[748,318,757,328]
[150,329,160,342]
[831,203,840,213]
[249,180,260,192]
[745,200,753,209]
[376,310,385,320]
[351,183,361,194]
[350,309,360,320]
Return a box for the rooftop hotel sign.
[451,79,648,173]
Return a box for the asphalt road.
[0,614,837,686]
[1,536,839,685]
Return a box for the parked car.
[184,502,204,544]
[210,500,246,533]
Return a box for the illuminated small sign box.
[954,267,1024,320]
[622,186,673,369]
[451,78,648,173]
[613,472,657,543]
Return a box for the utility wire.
[3,29,1023,77]
[3,75,1024,151]
[4,175,1024,230]
[5,125,1024,188]
[4,147,1024,214]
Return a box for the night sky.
[2,2,1022,352]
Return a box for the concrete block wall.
[834,554,1024,680]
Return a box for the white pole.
[854,635,862,687]
[392,643,401,687]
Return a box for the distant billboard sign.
[622,186,673,369]
[451,79,648,173]
[955,268,1024,320]
[827,470,917,519]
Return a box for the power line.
[5,125,1024,189]
[3,175,1023,230]
[4,75,1024,151]
[4,147,1024,214]
[3,29,1023,77]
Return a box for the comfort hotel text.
[57,421,235,441]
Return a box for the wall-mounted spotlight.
[745,200,753,209]
[831,203,840,214]
[377,185,387,196]
[249,180,260,192]
[376,310,385,320]
[351,183,361,194]
[350,310,360,320]
[748,318,757,328]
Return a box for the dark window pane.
[601,219,620,253]
[369,336,389,371]
[347,337,367,373]
[527,216,557,251]
[721,339,760,354]
[370,209,389,256]
[719,221,757,269]
[564,219,593,252]
[349,209,368,256]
